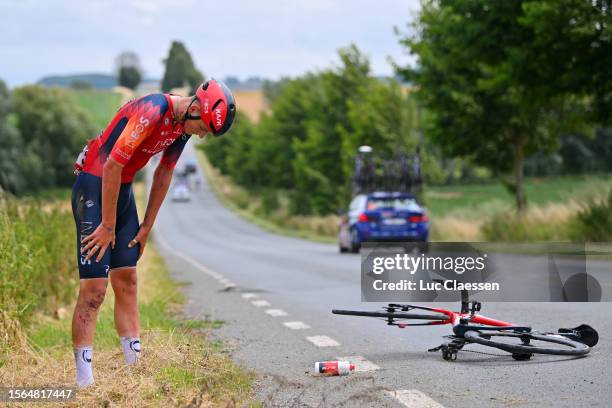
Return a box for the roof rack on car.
[352,146,423,196]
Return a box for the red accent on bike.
[408,214,428,223]
[398,323,407,328]
[469,314,513,327]
[358,213,369,222]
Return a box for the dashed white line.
[251,300,271,307]
[241,293,258,299]
[336,355,380,372]
[387,389,445,408]
[265,309,288,317]
[306,335,340,347]
[283,321,311,330]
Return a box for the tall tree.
[115,51,143,90]
[118,66,142,90]
[0,79,24,194]
[397,0,597,212]
[161,41,204,93]
[12,86,95,191]
[518,0,612,124]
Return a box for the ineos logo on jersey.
[126,116,150,149]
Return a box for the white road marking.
[306,335,340,347]
[283,321,311,330]
[241,293,258,299]
[251,300,271,307]
[387,389,445,408]
[265,309,288,317]
[154,234,224,280]
[336,355,379,372]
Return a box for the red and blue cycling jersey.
[81,93,190,183]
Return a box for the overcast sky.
[0,0,421,87]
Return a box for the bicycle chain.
[461,348,509,357]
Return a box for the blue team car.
[338,192,429,253]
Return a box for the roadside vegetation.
[0,188,253,406]
[196,148,337,242]
[199,1,610,243]
[68,89,122,130]
[198,152,612,243]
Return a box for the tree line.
[0,81,94,195]
[206,0,611,214]
[0,40,205,196]
[397,0,611,211]
[203,45,423,215]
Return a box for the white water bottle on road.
[314,361,355,376]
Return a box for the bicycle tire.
[332,309,448,321]
[464,330,590,356]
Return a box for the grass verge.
[0,185,254,407]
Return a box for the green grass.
[19,243,253,405]
[69,89,123,131]
[425,174,612,217]
[0,196,76,327]
[25,244,221,353]
[33,187,73,201]
[1,184,253,405]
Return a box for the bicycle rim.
[464,330,590,356]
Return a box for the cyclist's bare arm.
[102,158,123,230]
[126,163,173,259]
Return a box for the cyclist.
[70,79,236,387]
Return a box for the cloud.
[0,0,420,87]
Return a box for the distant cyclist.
[70,79,236,387]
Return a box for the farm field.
[425,175,612,218]
[69,89,123,130]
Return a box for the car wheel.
[350,229,361,253]
[339,244,348,253]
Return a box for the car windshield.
[366,197,419,211]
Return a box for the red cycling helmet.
[190,78,236,136]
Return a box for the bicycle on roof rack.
[352,145,423,196]
[332,281,599,361]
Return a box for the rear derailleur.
[428,336,465,361]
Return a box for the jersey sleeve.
[160,134,191,169]
[109,95,168,166]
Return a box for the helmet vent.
[211,99,223,111]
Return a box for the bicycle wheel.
[332,309,447,321]
[464,330,590,356]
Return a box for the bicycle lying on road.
[332,285,599,361]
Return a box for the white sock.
[73,346,94,388]
[120,336,141,364]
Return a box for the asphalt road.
[152,143,611,407]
